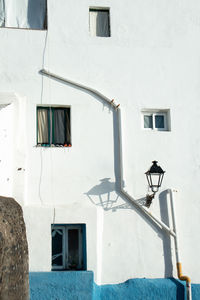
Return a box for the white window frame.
[51,224,83,271]
[142,110,169,131]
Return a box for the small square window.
[37,106,71,147]
[89,8,110,37]
[51,224,87,271]
[142,110,170,131]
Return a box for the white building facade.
[0,0,200,287]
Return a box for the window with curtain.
[37,106,71,147]
[89,8,110,37]
[0,0,47,29]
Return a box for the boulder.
[0,196,29,300]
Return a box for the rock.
[0,196,29,300]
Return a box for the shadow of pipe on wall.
[85,181,173,278]
[85,106,173,278]
[159,190,173,278]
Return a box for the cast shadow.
[86,182,174,279]
[159,190,173,278]
[85,177,168,241]
[85,177,147,211]
[85,178,119,211]
[168,278,185,300]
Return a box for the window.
[142,110,170,131]
[89,8,110,37]
[0,0,47,30]
[37,106,71,147]
[51,224,87,271]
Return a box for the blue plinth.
[29,273,200,300]
[29,271,94,300]
[94,278,185,300]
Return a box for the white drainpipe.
[169,189,192,300]
[40,69,192,299]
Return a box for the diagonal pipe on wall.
[39,69,191,300]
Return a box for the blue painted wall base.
[29,272,200,300]
[30,272,94,300]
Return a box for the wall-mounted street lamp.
[145,161,165,208]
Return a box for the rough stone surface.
[0,196,29,300]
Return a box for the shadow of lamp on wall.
[85,178,119,211]
[145,160,165,208]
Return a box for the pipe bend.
[177,262,191,284]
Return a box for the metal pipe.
[121,189,176,237]
[40,69,191,298]
[169,189,192,300]
[40,68,176,236]
[40,69,120,109]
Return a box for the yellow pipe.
[177,262,191,285]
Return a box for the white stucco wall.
[0,0,200,284]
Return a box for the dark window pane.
[155,115,164,128]
[144,115,153,128]
[52,229,63,267]
[53,109,66,145]
[65,109,71,144]
[68,229,79,269]
[43,0,48,29]
[53,108,71,145]
[96,11,110,37]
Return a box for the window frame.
[51,224,86,271]
[89,7,111,37]
[142,110,169,131]
[36,105,71,147]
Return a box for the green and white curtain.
[37,107,71,145]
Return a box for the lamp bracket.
[145,193,155,208]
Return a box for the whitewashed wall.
[0,0,200,284]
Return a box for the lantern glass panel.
[158,173,164,187]
[146,174,151,187]
[150,174,160,187]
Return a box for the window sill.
[0,26,47,31]
[36,144,72,148]
[142,129,170,131]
